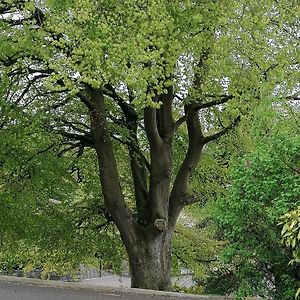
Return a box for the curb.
[0,275,261,300]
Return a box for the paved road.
[0,281,234,300]
[1,281,173,300]
[0,276,258,300]
[0,278,239,300]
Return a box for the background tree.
[0,100,126,277]
[0,0,299,290]
[214,104,300,299]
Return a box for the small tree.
[215,131,300,299]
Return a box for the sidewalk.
[78,275,131,288]
[77,274,195,289]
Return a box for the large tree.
[0,0,299,290]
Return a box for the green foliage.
[280,208,300,257]
[173,216,226,279]
[214,128,300,299]
[171,125,245,293]
[1,0,299,103]
[0,103,125,276]
[279,208,300,298]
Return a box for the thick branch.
[173,95,234,132]
[168,104,204,230]
[286,94,300,101]
[194,94,234,110]
[157,86,174,139]
[53,129,94,147]
[104,84,150,223]
[169,114,240,229]
[89,88,137,246]
[144,106,162,148]
[104,84,137,119]
[55,118,90,134]
[76,91,95,110]
[143,91,173,225]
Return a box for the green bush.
[214,135,300,299]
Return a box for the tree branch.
[55,118,90,134]
[157,85,174,139]
[203,115,241,144]
[173,95,234,132]
[52,128,94,147]
[286,94,300,101]
[144,106,162,148]
[90,88,137,246]
[169,104,204,230]
[111,134,150,172]
[195,94,234,110]
[15,74,49,104]
[104,84,150,223]
[26,143,57,162]
[76,91,95,110]
[104,84,137,120]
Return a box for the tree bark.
[88,87,176,291]
[127,228,172,290]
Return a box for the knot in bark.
[154,218,167,232]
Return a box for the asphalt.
[0,275,261,300]
[0,281,138,300]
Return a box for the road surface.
[0,276,259,300]
[0,281,162,300]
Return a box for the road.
[0,276,258,300]
[0,281,231,300]
[0,281,164,300]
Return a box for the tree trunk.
[126,229,172,290]
[88,87,207,291]
[89,88,175,291]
